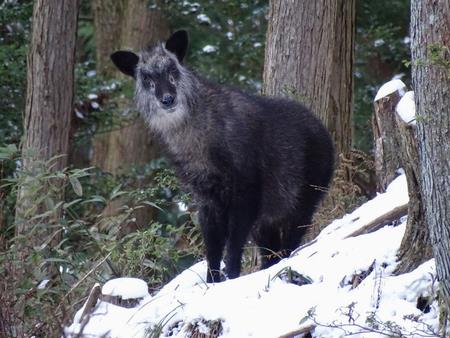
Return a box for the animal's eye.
[143,78,155,90]
[141,71,151,80]
[169,74,176,84]
[141,72,155,89]
[168,64,177,72]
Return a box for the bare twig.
[56,252,112,312]
[79,284,101,322]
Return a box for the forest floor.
[65,174,441,338]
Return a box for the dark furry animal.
[111,30,334,283]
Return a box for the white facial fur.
[134,44,197,134]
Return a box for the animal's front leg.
[199,203,228,283]
[225,200,258,279]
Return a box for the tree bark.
[22,1,79,173]
[14,0,79,328]
[93,0,125,77]
[263,0,355,240]
[394,113,432,274]
[411,0,450,329]
[263,0,354,158]
[92,0,168,173]
[17,0,79,237]
[120,0,169,51]
[92,0,168,172]
[329,0,354,159]
[92,0,169,230]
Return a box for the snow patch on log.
[374,79,406,101]
[102,277,149,300]
[396,91,416,126]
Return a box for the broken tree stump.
[372,80,406,192]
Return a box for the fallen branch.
[278,325,315,338]
[291,238,318,257]
[345,203,408,238]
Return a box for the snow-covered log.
[101,277,150,308]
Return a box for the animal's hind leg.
[253,223,282,270]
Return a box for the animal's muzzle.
[161,94,176,109]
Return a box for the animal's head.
[111,30,196,131]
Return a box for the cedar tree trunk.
[13,1,79,329]
[92,0,169,230]
[263,0,355,240]
[394,105,432,274]
[17,0,79,244]
[411,0,450,329]
[263,0,354,158]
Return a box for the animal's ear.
[165,30,188,62]
[110,51,139,78]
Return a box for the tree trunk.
[92,0,169,230]
[329,0,354,159]
[411,0,450,330]
[17,0,79,240]
[92,0,168,173]
[92,0,168,172]
[263,0,354,159]
[14,0,79,328]
[93,0,125,77]
[120,0,169,50]
[263,0,355,240]
[372,84,405,192]
[22,0,79,173]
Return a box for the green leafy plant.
[0,0,33,145]
[0,151,202,337]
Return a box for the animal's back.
[209,86,334,223]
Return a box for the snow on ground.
[66,175,440,338]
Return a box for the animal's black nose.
[161,94,175,107]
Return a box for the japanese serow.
[111,30,334,283]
